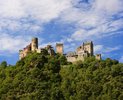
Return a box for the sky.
[0,0,123,65]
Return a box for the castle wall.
[66,56,77,62]
[77,56,84,61]
[76,46,84,53]
[19,44,31,60]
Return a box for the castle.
[66,41,101,62]
[19,37,101,62]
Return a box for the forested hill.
[0,53,123,100]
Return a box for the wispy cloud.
[60,0,123,42]
[0,33,30,54]
[94,45,121,56]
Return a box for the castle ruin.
[66,41,95,62]
[19,37,101,62]
[19,37,55,60]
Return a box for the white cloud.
[94,44,121,56]
[0,0,72,21]
[94,45,103,53]
[0,33,31,54]
[104,46,121,53]
[0,0,122,37]
[60,0,123,41]
[71,29,88,41]
[94,0,123,15]
[0,0,73,36]
[0,0,123,55]
[0,0,74,52]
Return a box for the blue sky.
[0,0,123,65]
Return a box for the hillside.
[0,53,123,100]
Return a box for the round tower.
[31,37,38,52]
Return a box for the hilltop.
[0,52,123,100]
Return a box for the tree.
[58,55,67,65]
[0,61,7,68]
[0,53,123,99]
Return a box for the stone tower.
[83,41,93,56]
[31,37,38,52]
[95,54,101,60]
[56,43,63,55]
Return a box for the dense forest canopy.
[0,53,123,100]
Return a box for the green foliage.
[0,53,63,100]
[0,54,123,100]
[60,57,123,100]
[0,61,7,68]
[58,55,67,65]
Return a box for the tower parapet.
[56,43,63,55]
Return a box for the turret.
[56,43,63,55]
[31,37,38,52]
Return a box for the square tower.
[83,41,93,56]
[56,43,63,55]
